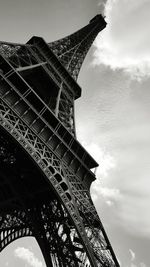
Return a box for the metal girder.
[49,15,106,80]
[0,99,97,266]
[0,117,92,265]
[0,40,77,135]
[0,14,120,267]
[0,213,33,252]
[0,80,119,266]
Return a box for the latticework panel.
[0,214,33,252]
[0,14,120,267]
[49,15,106,80]
[0,40,77,135]
[0,79,119,266]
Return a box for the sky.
[0,0,150,266]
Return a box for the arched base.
[0,237,46,267]
[0,127,90,266]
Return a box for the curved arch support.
[0,227,33,252]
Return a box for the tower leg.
[30,200,90,267]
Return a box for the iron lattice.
[0,14,120,266]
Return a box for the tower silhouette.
[0,15,120,266]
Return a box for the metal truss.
[0,15,106,134]
[49,15,106,80]
[0,88,95,265]
[0,213,33,252]
[0,74,119,266]
[0,14,120,267]
[0,40,76,135]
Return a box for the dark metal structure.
[0,15,120,266]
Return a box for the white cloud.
[94,0,150,79]
[140,263,147,267]
[129,249,136,262]
[81,142,116,177]
[92,183,121,204]
[128,249,147,267]
[14,247,45,267]
[80,142,120,204]
[130,263,147,267]
[98,0,108,14]
[98,186,121,199]
[106,200,113,206]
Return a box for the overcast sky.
[0,0,150,267]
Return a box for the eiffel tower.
[0,15,120,266]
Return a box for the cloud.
[129,262,147,267]
[80,141,120,204]
[94,0,150,79]
[79,141,121,204]
[98,0,108,14]
[92,183,121,204]
[140,264,147,267]
[81,142,116,177]
[129,249,136,262]
[14,247,45,267]
[111,123,150,237]
[98,186,120,199]
[128,249,147,267]
[106,200,113,206]
[84,124,150,238]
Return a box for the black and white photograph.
[0,1,149,267]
